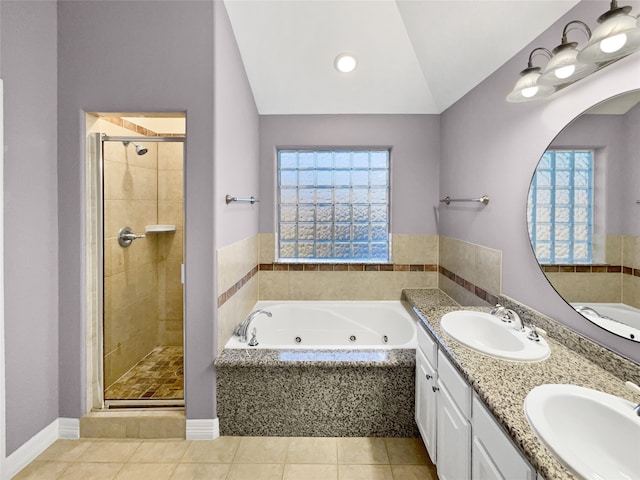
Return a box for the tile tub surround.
[215,349,418,438]
[402,289,640,480]
[438,236,502,307]
[257,232,438,301]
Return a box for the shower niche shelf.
[145,224,176,234]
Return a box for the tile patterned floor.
[105,346,184,401]
[14,436,438,480]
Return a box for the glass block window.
[527,149,593,264]
[278,149,390,262]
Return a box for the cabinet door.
[436,380,471,480]
[472,395,536,480]
[415,348,437,462]
[472,436,504,480]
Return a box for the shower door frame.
[88,132,186,409]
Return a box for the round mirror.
[527,90,640,342]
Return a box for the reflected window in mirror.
[528,149,595,264]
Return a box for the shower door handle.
[118,226,146,248]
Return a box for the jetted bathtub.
[572,302,640,341]
[223,300,417,349]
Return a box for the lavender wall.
[0,1,60,455]
[440,0,640,363]
[258,115,440,234]
[622,103,640,236]
[57,1,216,420]
[214,1,260,250]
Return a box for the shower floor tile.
[105,346,184,401]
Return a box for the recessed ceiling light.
[334,53,357,73]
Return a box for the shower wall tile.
[158,170,183,202]
[156,140,184,348]
[104,163,158,201]
[96,114,185,389]
[102,135,158,170]
[158,142,184,172]
[158,202,184,230]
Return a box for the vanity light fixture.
[577,0,640,64]
[334,53,357,73]
[539,21,598,86]
[506,48,556,103]
[507,0,640,103]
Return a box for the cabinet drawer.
[417,324,437,366]
[437,350,471,418]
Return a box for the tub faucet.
[575,306,603,318]
[235,308,272,343]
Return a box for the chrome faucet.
[234,308,272,343]
[625,381,640,416]
[491,304,525,332]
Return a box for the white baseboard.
[58,418,80,440]
[4,417,80,479]
[186,418,219,440]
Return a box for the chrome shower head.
[122,141,148,156]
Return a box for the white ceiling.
[223,0,581,115]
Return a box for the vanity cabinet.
[472,394,536,480]
[436,350,471,480]
[415,330,437,461]
[415,323,536,480]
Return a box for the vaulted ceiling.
[223,0,581,114]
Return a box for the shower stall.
[86,115,185,408]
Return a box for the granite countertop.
[402,288,638,480]
[215,347,415,368]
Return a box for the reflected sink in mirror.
[525,384,640,480]
[440,311,550,362]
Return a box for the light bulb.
[555,65,576,79]
[334,54,357,73]
[522,86,539,98]
[600,32,627,53]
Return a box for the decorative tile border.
[438,266,500,306]
[104,116,184,137]
[541,264,640,277]
[217,266,258,308]
[541,264,624,273]
[258,262,438,272]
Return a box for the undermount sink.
[440,310,550,361]
[525,384,640,480]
